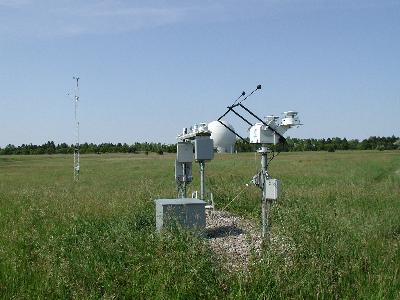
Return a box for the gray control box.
[194,137,214,161]
[263,179,280,200]
[177,142,193,163]
[155,198,206,231]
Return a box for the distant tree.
[394,139,400,149]
[235,139,252,152]
[341,138,349,150]
[327,145,335,152]
[2,144,16,155]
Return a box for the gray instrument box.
[176,142,193,163]
[155,198,206,231]
[194,137,214,161]
[263,178,280,200]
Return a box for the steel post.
[200,161,205,200]
[260,145,270,240]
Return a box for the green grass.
[0,151,399,299]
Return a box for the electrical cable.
[220,183,250,211]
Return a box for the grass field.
[0,151,399,299]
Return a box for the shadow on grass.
[206,225,244,238]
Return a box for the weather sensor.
[217,84,302,239]
[176,123,214,207]
[249,111,301,144]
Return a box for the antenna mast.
[73,76,80,181]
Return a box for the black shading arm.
[217,107,232,121]
[217,120,248,142]
[230,107,253,126]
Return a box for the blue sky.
[0,0,399,146]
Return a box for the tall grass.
[0,151,399,298]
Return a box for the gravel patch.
[205,209,296,272]
[205,210,262,272]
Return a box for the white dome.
[208,120,236,153]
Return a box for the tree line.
[235,135,400,152]
[0,141,175,155]
[0,136,399,155]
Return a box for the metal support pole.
[261,199,267,238]
[260,145,270,240]
[182,162,187,198]
[73,76,80,181]
[77,120,80,178]
[200,161,205,200]
[73,148,76,179]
